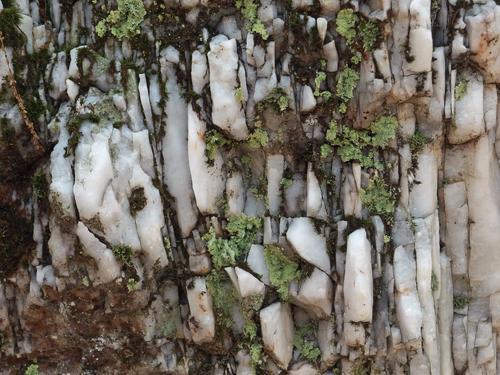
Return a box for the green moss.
[0,5,25,48]
[314,71,332,101]
[25,364,38,375]
[454,79,468,101]
[360,20,380,52]
[314,71,326,96]
[431,272,438,292]
[112,244,134,266]
[32,170,47,200]
[409,130,430,154]
[336,67,359,104]
[247,128,268,148]
[325,119,338,143]
[96,0,146,40]
[24,94,46,121]
[320,143,333,158]
[361,175,395,219]
[324,116,396,168]
[277,95,289,112]
[264,245,300,300]
[206,270,238,330]
[259,87,289,113]
[235,87,245,103]
[127,277,139,292]
[248,341,263,368]
[129,186,147,216]
[453,295,470,310]
[203,215,262,269]
[336,9,358,44]
[280,177,293,189]
[205,129,230,165]
[293,323,321,362]
[236,0,269,40]
[370,116,397,148]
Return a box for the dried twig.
[0,31,44,152]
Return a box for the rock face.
[2,0,500,374]
[260,302,294,369]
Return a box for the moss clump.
[431,272,438,292]
[127,277,139,292]
[24,364,38,375]
[203,215,262,269]
[258,87,289,113]
[314,71,332,101]
[336,67,360,106]
[320,143,333,158]
[0,4,25,48]
[95,0,146,40]
[112,244,134,266]
[454,79,468,101]
[234,87,245,103]
[323,116,397,168]
[360,20,380,52]
[336,9,358,44]
[129,186,147,216]
[32,170,47,200]
[293,323,321,362]
[247,127,268,149]
[453,295,470,310]
[205,129,229,165]
[206,270,238,329]
[361,175,395,219]
[264,245,300,300]
[236,0,269,40]
[24,93,46,122]
[370,116,397,147]
[409,130,430,155]
[280,177,293,189]
[336,8,380,55]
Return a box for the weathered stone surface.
[260,302,294,369]
[343,228,373,323]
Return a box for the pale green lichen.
[95,0,146,40]
[293,323,321,362]
[127,278,139,292]
[361,175,396,219]
[112,244,134,266]
[336,9,358,44]
[454,295,470,310]
[323,116,397,168]
[203,215,262,269]
[320,143,333,158]
[235,87,245,103]
[259,87,289,113]
[25,364,38,375]
[360,20,380,52]
[206,270,238,329]
[247,128,269,148]
[277,95,289,112]
[264,245,300,300]
[205,129,229,165]
[336,67,360,104]
[280,177,293,189]
[454,79,468,101]
[236,0,269,40]
[314,71,332,101]
[370,116,397,148]
[409,130,430,155]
